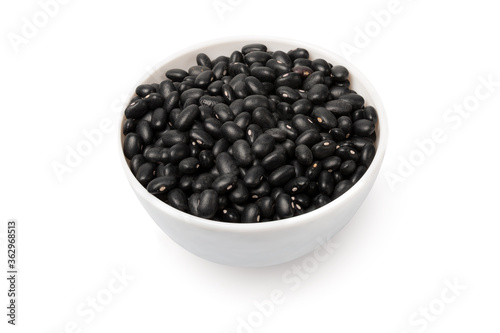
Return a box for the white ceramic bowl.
[119,36,388,267]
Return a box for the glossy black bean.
[240,203,261,223]
[256,196,275,218]
[352,119,375,137]
[188,193,201,216]
[324,99,352,117]
[165,188,188,212]
[130,154,146,176]
[176,175,193,192]
[311,107,337,130]
[251,107,276,131]
[158,163,179,178]
[268,165,295,187]
[307,84,329,104]
[221,207,240,222]
[275,122,296,141]
[147,175,177,195]
[270,50,291,66]
[333,180,353,199]
[274,72,302,89]
[261,148,286,171]
[212,55,229,65]
[244,51,272,66]
[183,75,196,83]
[350,166,367,184]
[125,99,148,119]
[244,76,267,96]
[231,139,253,167]
[309,58,330,75]
[250,133,274,158]
[311,140,336,160]
[274,86,300,104]
[276,193,294,219]
[331,65,349,81]
[193,70,214,89]
[161,130,188,147]
[338,93,364,110]
[229,99,243,116]
[294,129,321,147]
[189,129,215,149]
[166,68,188,82]
[231,113,249,132]
[168,143,190,164]
[241,165,265,188]
[359,143,376,168]
[183,97,198,108]
[135,120,154,146]
[215,152,239,176]
[211,174,238,194]
[228,181,250,204]
[328,127,347,141]
[205,81,222,96]
[221,121,244,143]
[302,71,325,91]
[218,84,235,103]
[143,93,164,110]
[158,79,175,98]
[294,144,313,166]
[265,59,290,76]
[335,146,359,162]
[208,61,226,80]
[135,162,156,187]
[250,66,276,83]
[320,155,341,173]
[339,160,356,176]
[265,128,287,143]
[195,52,212,68]
[228,62,251,76]
[212,138,229,157]
[242,43,267,54]
[175,105,199,131]
[242,95,269,112]
[318,170,335,196]
[123,133,142,159]
[337,116,352,137]
[329,85,350,99]
[163,91,179,113]
[196,189,218,218]
[313,194,331,208]
[150,108,168,131]
[179,88,202,105]
[122,119,136,135]
[250,181,271,199]
[232,81,249,99]
[135,84,156,97]
[287,48,309,61]
[350,136,372,151]
[284,176,309,194]
[179,157,200,175]
[363,106,378,124]
[291,193,311,208]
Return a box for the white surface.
[1,0,499,332]
[120,36,388,267]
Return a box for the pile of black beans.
[122,43,378,223]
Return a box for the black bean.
[311,140,336,159]
[240,203,261,223]
[249,107,275,131]
[221,208,240,222]
[339,93,365,110]
[321,156,342,172]
[271,50,292,66]
[151,108,168,131]
[231,139,253,166]
[221,84,237,103]
[302,71,325,91]
[350,166,367,183]
[275,72,302,89]
[135,120,154,146]
[295,129,322,147]
[268,165,295,187]
[261,148,286,171]
[135,162,156,187]
[335,146,359,162]
[324,100,352,117]
[329,127,347,141]
[192,173,215,193]
[168,143,190,163]
[306,84,329,104]
[221,121,244,142]
[212,61,228,80]
[250,181,271,199]
[144,93,164,110]
[166,188,188,212]
[276,86,301,103]
[318,170,335,196]
[256,196,275,218]
[228,181,250,204]
[189,129,215,149]
[311,58,331,75]
[136,84,156,97]
[147,175,177,194]
[266,59,290,76]
[164,91,180,112]
[331,65,349,81]
[178,175,194,192]
[196,189,219,218]
[215,152,239,175]
[364,106,378,124]
[179,157,200,175]
[242,43,267,54]
[333,180,353,199]
[351,136,373,151]
[337,116,352,137]
[284,176,309,194]
[292,65,313,79]
[188,193,201,216]
[295,144,313,166]
[352,119,375,137]
[158,163,179,178]
[196,53,212,68]
[166,68,189,82]
[213,138,230,157]
[265,128,287,143]
[250,66,276,83]
[242,95,269,112]
[212,174,238,194]
[158,79,175,98]
[291,193,311,208]
[228,62,251,76]
[287,48,309,61]
[123,133,142,159]
[194,70,215,89]
[340,160,356,176]
[125,99,148,119]
[144,146,168,163]
[360,143,376,167]
[244,76,267,95]
[243,165,266,188]
[122,119,136,135]
[313,194,331,208]
[213,103,234,123]
[244,51,272,65]
[245,124,263,145]
[130,154,146,176]
[276,193,294,219]
[161,129,188,147]
[312,107,338,130]
[234,112,251,131]
[175,105,199,131]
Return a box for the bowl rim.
[118,35,388,233]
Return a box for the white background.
[1,0,499,332]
